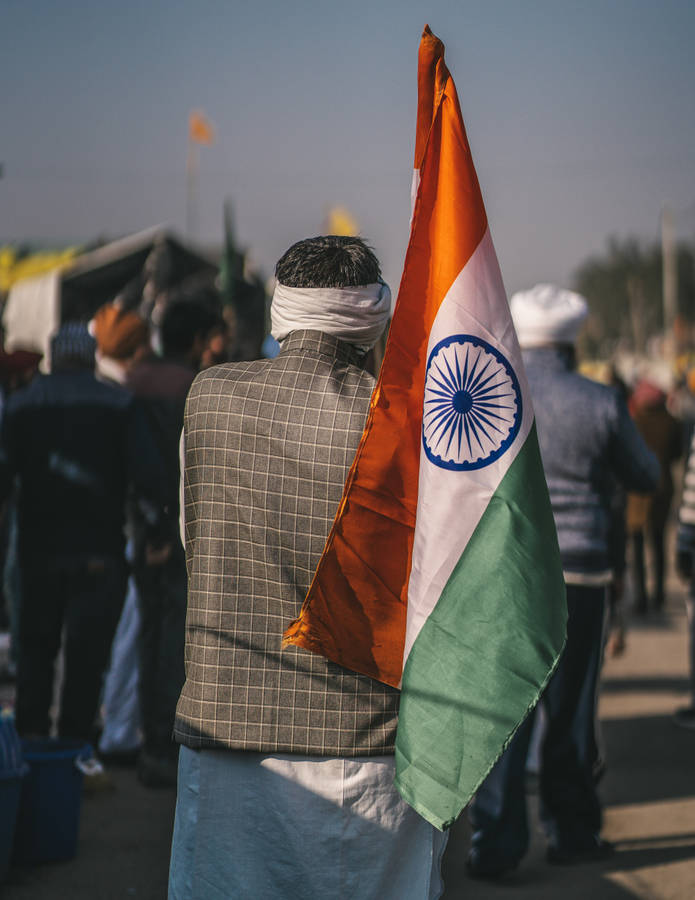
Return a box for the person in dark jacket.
[467,284,659,877]
[92,303,152,763]
[0,323,164,742]
[125,297,219,786]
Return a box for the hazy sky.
[2,0,694,295]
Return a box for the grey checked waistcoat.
[174,330,400,756]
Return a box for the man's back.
[176,330,400,755]
[523,346,658,575]
[2,370,135,559]
[169,235,446,900]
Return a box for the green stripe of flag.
[394,424,567,829]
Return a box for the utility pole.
[185,110,214,241]
[662,205,678,338]
[627,274,647,355]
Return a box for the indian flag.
[284,25,567,830]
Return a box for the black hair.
[274,235,381,288]
[160,299,219,357]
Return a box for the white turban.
[270,280,391,352]
[510,283,588,348]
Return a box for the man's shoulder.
[79,373,134,410]
[535,365,619,405]
[569,370,619,400]
[7,372,130,412]
[186,352,373,423]
[530,366,623,442]
[189,359,274,394]
[190,351,372,392]
[128,357,195,400]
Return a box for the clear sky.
[2,0,694,295]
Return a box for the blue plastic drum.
[12,738,91,865]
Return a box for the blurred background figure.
[92,303,153,765]
[604,368,631,658]
[0,323,164,743]
[98,552,142,765]
[467,284,659,878]
[199,314,229,369]
[625,376,682,615]
[92,290,219,783]
[0,347,42,682]
[674,430,695,729]
[139,237,177,330]
[92,302,151,387]
[126,292,219,787]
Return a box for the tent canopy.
[60,227,218,321]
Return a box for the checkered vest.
[174,331,400,756]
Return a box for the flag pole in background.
[186,109,215,240]
[284,25,567,830]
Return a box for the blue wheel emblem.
[422,334,522,471]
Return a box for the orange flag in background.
[189,109,215,146]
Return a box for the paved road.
[441,596,695,899]
[2,587,694,899]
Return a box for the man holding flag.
[169,235,446,899]
[286,25,567,832]
[171,25,569,898]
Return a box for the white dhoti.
[169,747,447,900]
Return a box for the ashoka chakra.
[422,334,522,471]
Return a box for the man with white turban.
[467,284,659,877]
[169,236,446,900]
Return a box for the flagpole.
[186,140,198,240]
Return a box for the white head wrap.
[270,280,391,352]
[510,283,588,348]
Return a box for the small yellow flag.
[189,110,215,146]
[326,206,359,236]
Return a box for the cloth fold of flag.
[284,25,567,830]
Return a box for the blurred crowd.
[579,352,695,672]
[0,240,694,890]
[0,239,268,787]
